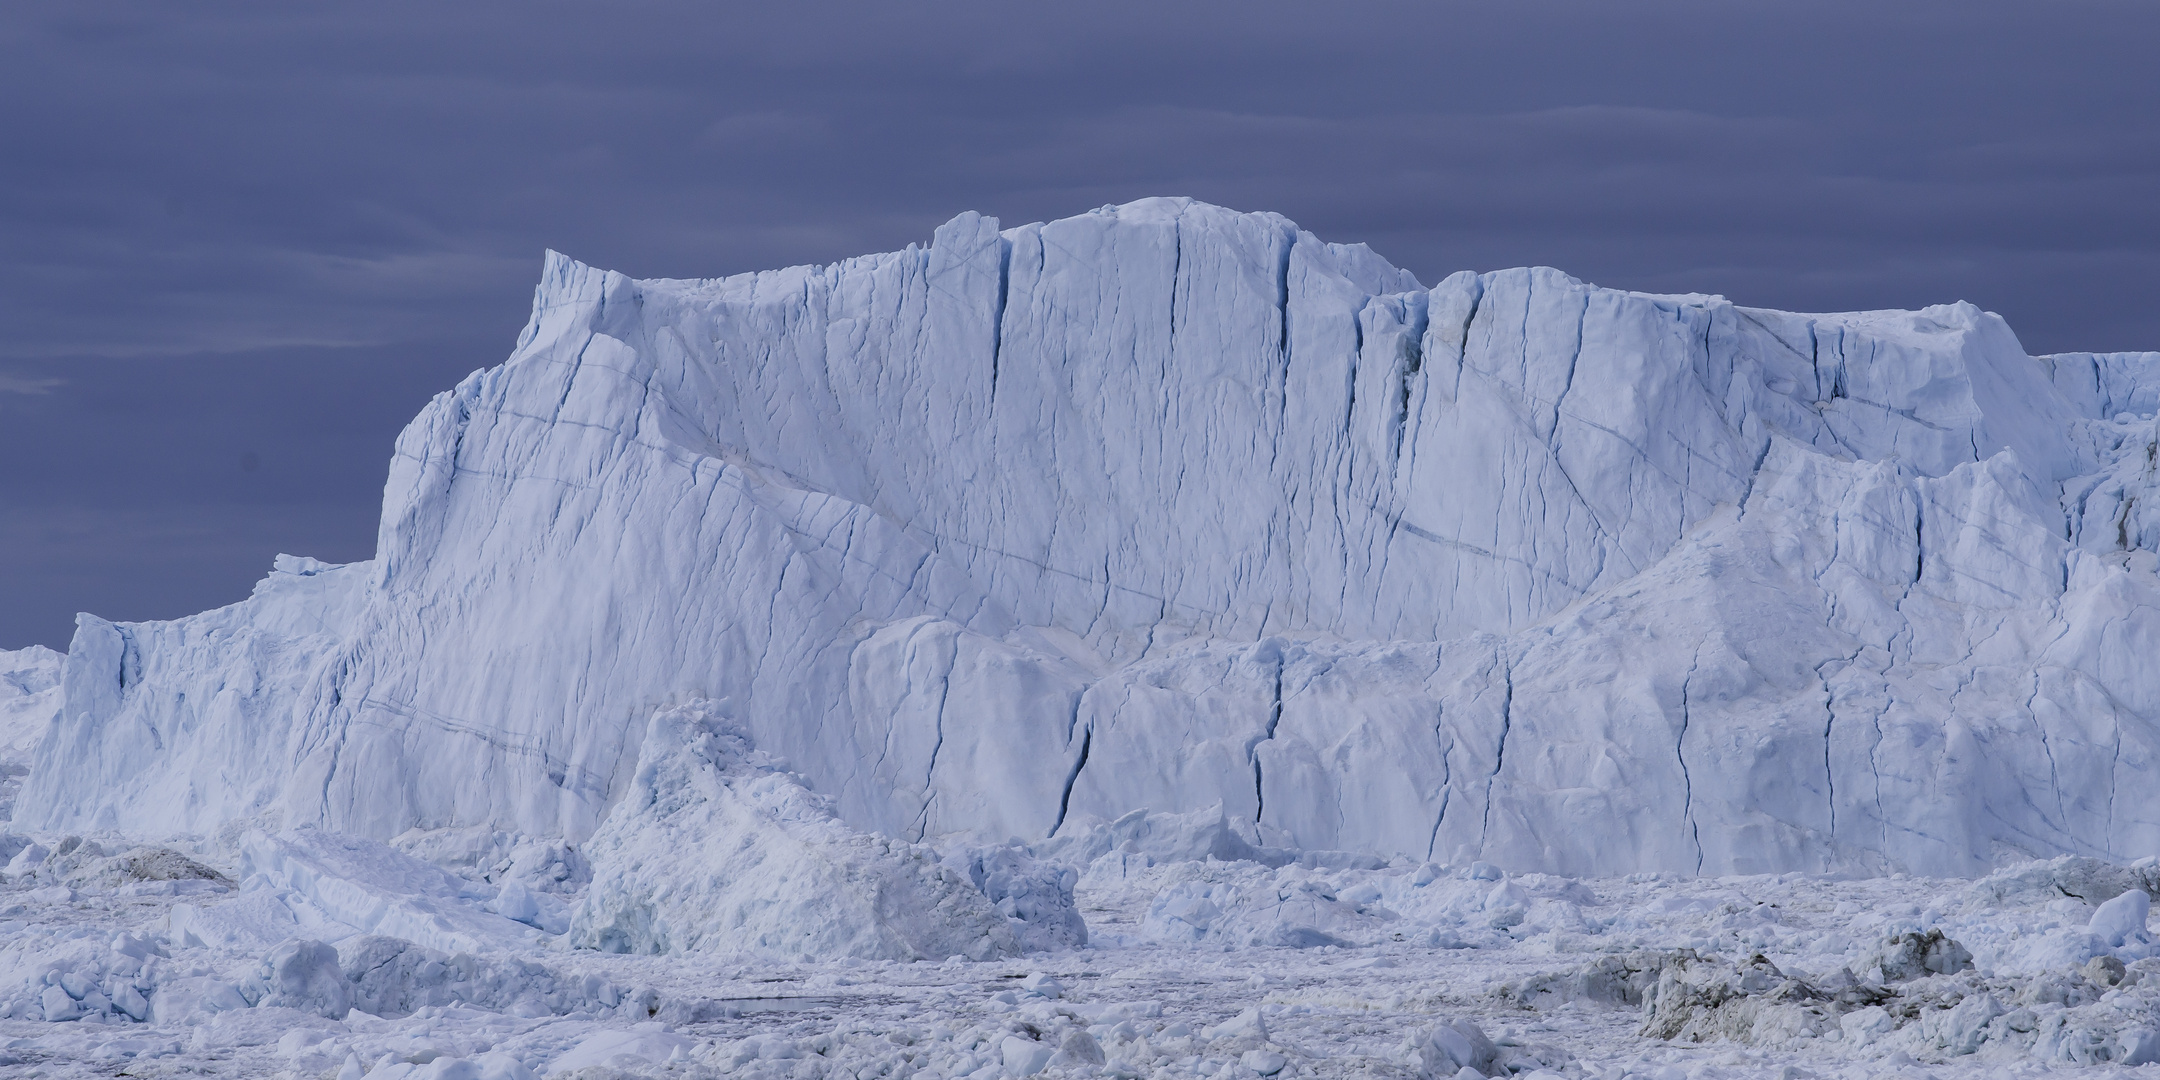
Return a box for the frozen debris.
[1966,856,2160,908]
[943,843,1088,952]
[1485,909,2160,1068]
[64,847,231,891]
[18,835,104,883]
[6,857,2160,1076]
[1637,953,1840,1046]
[1500,948,1707,1009]
[251,939,350,1019]
[569,700,1081,961]
[1872,930,1975,981]
[2086,954,2130,986]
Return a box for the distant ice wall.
[20,198,2160,877]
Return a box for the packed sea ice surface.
[9,802,2160,1078]
[7,199,2160,1077]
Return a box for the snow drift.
[17,197,2160,877]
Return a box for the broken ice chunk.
[1000,1034,1054,1076]
[2089,888,2151,948]
[254,939,351,1020]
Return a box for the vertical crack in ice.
[911,636,955,844]
[1818,662,1837,838]
[1252,650,1285,825]
[989,236,1011,401]
[1062,685,1085,744]
[1168,220,1181,344]
[551,335,594,424]
[1347,306,1364,438]
[1813,646,1862,844]
[1678,646,1705,874]
[2109,705,2123,853]
[1550,292,1588,438]
[1266,234,1293,479]
[1734,432,1776,518]
[1806,319,1823,401]
[1276,236,1292,376]
[2024,671,2069,836]
[1867,685,1891,858]
[1479,649,1514,854]
[1427,698,1452,862]
[1049,723,1093,839]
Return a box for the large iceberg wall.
[20,198,2160,877]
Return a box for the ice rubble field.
[12,197,2160,1077]
[13,798,2160,1079]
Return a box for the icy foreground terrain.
[10,814,2160,1078]
[9,197,2160,1075]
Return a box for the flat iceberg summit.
[21,197,2160,877]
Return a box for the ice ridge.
[17,196,2160,877]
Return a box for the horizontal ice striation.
[19,198,2160,877]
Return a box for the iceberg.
[15,197,2160,877]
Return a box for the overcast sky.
[3,0,2156,649]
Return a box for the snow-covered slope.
[18,198,2160,877]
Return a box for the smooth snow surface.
[21,199,2160,876]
